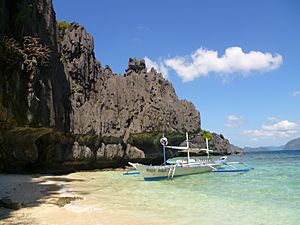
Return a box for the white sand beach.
[0,174,104,225]
[0,173,162,225]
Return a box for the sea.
[48,150,300,225]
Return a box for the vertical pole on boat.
[206,138,210,158]
[160,134,168,166]
[186,132,190,164]
[163,142,166,166]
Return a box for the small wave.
[57,186,80,198]
[58,186,71,194]
[65,204,102,213]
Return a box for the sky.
[53,0,300,148]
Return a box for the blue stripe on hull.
[143,172,206,181]
[123,171,140,175]
[144,176,168,181]
[212,168,254,172]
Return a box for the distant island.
[284,137,300,150]
[243,136,300,152]
[243,146,284,152]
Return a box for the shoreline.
[0,173,97,225]
[0,171,166,225]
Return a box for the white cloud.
[262,120,298,131]
[144,56,168,79]
[225,115,244,128]
[146,47,283,82]
[291,91,300,97]
[242,119,300,140]
[266,116,279,122]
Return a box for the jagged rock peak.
[125,57,147,76]
[59,21,101,107]
[58,22,94,52]
[56,15,201,138]
[103,65,113,78]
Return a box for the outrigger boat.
[127,133,254,181]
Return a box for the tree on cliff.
[200,129,212,149]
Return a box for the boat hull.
[134,164,220,181]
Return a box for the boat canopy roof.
[165,145,188,150]
[178,148,214,153]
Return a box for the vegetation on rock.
[200,129,213,141]
[58,21,71,30]
[0,36,50,73]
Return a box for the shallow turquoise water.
[66,150,300,225]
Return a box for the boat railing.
[167,165,177,179]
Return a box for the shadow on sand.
[0,174,84,224]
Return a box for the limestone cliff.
[0,0,71,131]
[59,23,200,138]
[0,0,239,173]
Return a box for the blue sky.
[53,0,300,147]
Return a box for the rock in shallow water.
[0,198,22,210]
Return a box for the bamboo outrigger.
[126,133,254,180]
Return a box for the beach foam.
[65,204,102,213]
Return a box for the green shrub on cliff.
[58,21,71,41]
[58,21,70,30]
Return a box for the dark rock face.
[72,142,94,160]
[59,23,101,108]
[0,198,22,210]
[0,0,71,131]
[125,58,147,76]
[59,23,200,138]
[1,127,54,172]
[124,144,145,159]
[92,65,200,139]
[72,142,145,161]
[284,137,300,150]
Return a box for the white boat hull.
[134,163,221,181]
